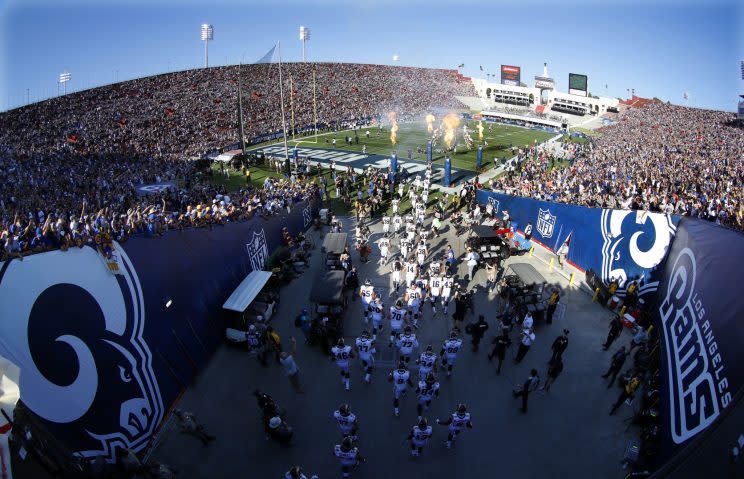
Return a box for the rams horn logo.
[0,245,163,460]
[600,209,676,295]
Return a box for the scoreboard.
[501,65,521,86]
[569,73,588,97]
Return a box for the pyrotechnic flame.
[442,113,460,149]
[425,114,436,134]
[387,111,398,145]
[478,121,484,141]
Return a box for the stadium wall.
[0,198,319,460]
[475,190,680,296]
[648,217,744,477]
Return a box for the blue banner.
[476,146,483,170]
[390,154,397,175]
[0,199,318,460]
[444,157,451,187]
[651,218,744,470]
[476,190,680,295]
[427,141,432,162]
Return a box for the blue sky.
[1,0,742,112]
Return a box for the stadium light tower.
[201,24,214,68]
[59,72,71,96]
[299,26,310,62]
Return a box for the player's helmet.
[395,299,404,308]
[418,417,428,429]
[398,361,406,370]
[337,338,345,346]
[248,324,256,332]
[404,325,412,335]
[288,466,303,479]
[338,403,350,416]
[361,330,370,338]
[449,330,458,339]
[364,278,371,285]
[425,344,433,353]
[457,403,467,415]
[341,436,354,451]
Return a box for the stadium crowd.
[489,102,744,229]
[0,63,474,258]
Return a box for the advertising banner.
[476,190,679,296]
[0,199,318,460]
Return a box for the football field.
[251,120,556,172]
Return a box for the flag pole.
[237,63,247,155]
[312,68,318,144]
[277,41,291,176]
[289,74,296,140]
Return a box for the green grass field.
[248,120,556,172]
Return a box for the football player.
[440,273,455,315]
[396,326,419,364]
[355,330,376,383]
[378,237,390,266]
[334,437,364,479]
[428,272,443,315]
[388,361,414,417]
[331,338,355,391]
[359,279,375,322]
[436,404,473,449]
[391,258,403,292]
[405,279,423,328]
[440,331,463,377]
[416,372,440,419]
[389,299,407,348]
[404,258,418,287]
[333,403,358,440]
[367,297,385,336]
[415,241,427,267]
[416,345,438,381]
[407,417,432,457]
[382,215,391,237]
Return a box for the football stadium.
[0,2,743,479]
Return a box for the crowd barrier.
[476,190,680,296]
[0,198,319,460]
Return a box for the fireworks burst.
[442,113,460,149]
[387,111,399,145]
[478,121,484,141]
[425,114,436,134]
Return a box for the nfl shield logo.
[488,197,500,213]
[536,209,556,238]
[247,229,269,271]
[303,205,312,227]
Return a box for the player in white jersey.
[436,404,473,449]
[399,239,410,260]
[334,403,359,439]
[428,274,443,314]
[404,259,418,286]
[392,215,403,236]
[416,204,426,225]
[413,176,421,191]
[428,259,441,277]
[391,259,403,292]
[359,279,375,322]
[381,215,391,236]
[416,242,427,266]
[396,326,419,364]
[407,417,433,456]
[398,182,405,199]
[416,372,440,418]
[334,437,364,478]
[421,188,429,206]
[440,274,455,315]
[331,338,354,390]
[416,345,438,380]
[367,298,385,335]
[440,331,463,377]
[389,299,407,347]
[405,281,423,328]
[406,222,416,242]
[388,361,414,416]
[355,330,376,383]
[378,238,390,266]
[419,229,430,244]
[392,198,400,215]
